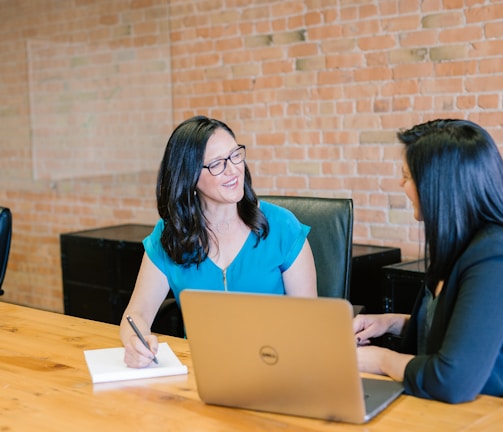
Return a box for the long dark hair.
[398,119,503,290]
[156,115,269,266]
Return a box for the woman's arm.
[282,239,317,297]
[403,250,503,402]
[120,253,170,367]
[357,346,414,381]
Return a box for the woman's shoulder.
[149,218,165,235]
[143,219,164,248]
[472,223,503,245]
[258,200,309,240]
[259,199,298,222]
[461,223,503,263]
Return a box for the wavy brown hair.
[156,115,269,266]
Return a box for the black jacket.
[401,224,503,402]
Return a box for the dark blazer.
[401,223,503,403]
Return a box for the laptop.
[179,290,403,424]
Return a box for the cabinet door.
[384,273,424,313]
[381,260,425,313]
[350,245,401,313]
[64,281,117,323]
[61,233,146,325]
[61,237,116,287]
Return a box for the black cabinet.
[60,224,153,325]
[381,259,426,314]
[350,244,401,313]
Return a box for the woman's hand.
[353,314,392,345]
[353,313,414,381]
[123,334,159,368]
[353,313,409,346]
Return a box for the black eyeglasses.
[202,145,246,176]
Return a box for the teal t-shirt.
[143,200,310,304]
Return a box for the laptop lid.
[180,290,403,424]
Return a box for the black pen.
[126,315,158,364]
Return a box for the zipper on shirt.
[222,268,228,291]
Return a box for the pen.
[126,315,158,364]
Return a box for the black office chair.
[0,207,12,296]
[260,196,353,299]
[152,196,354,336]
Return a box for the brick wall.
[1,0,503,311]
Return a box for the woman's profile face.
[196,128,245,209]
[400,158,423,221]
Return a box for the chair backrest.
[260,196,353,299]
[0,207,12,295]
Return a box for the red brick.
[485,21,503,39]
[466,75,503,92]
[276,175,308,190]
[471,40,503,57]
[358,35,396,51]
[456,95,476,110]
[434,60,477,77]
[399,29,437,47]
[466,4,503,24]
[477,95,499,110]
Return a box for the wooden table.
[0,302,501,431]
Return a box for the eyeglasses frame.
[202,145,246,176]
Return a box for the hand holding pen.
[126,315,158,364]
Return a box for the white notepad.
[84,342,188,383]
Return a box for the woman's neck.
[204,204,240,234]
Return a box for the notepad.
[84,342,188,384]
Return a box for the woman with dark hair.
[353,119,503,402]
[121,115,317,367]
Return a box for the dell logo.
[259,345,279,365]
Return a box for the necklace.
[209,213,238,235]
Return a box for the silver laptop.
[180,290,403,424]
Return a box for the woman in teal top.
[144,200,310,304]
[120,116,317,368]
